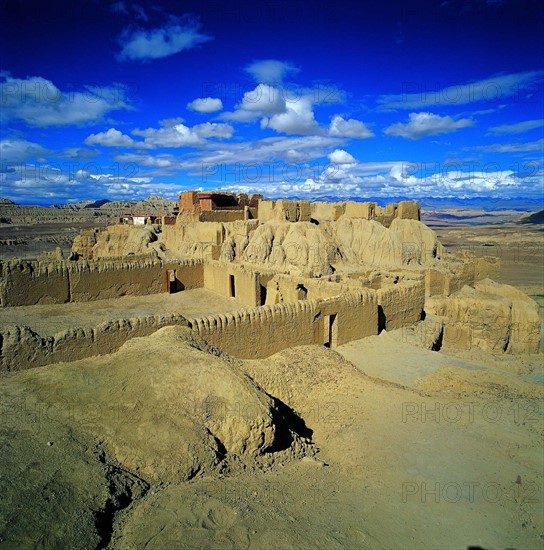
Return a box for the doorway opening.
[165,269,177,293]
[229,274,236,298]
[323,313,337,348]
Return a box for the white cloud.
[130,120,233,148]
[487,119,544,135]
[187,97,223,113]
[328,149,357,164]
[178,135,345,173]
[133,123,205,147]
[377,70,544,110]
[240,84,287,115]
[329,115,374,138]
[262,96,321,135]
[85,128,137,147]
[0,139,49,163]
[0,75,128,127]
[245,60,300,84]
[221,84,288,123]
[192,122,234,139]
[118,16,212,61]
[115,153,174,168]
[384,112,474,140]
[472,138,544,153]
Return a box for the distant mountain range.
[518,209,544,224]
[0,196,177,225]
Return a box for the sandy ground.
[0,289,245,337]
[1,326,542,550]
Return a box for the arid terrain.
[1,202,542,550]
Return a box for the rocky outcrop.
[331,218,444,269]
[242,221,340,276]
[425,279,541,354]
[73,224,161,260]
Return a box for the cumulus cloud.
[487,119,543,135]
[384,112,474,140]
[85,128,137,147]
[245,60,300,84]
[329,115,374,138]
[377,70,544,110]
[0,75,128,127]
[192,122,233,139]
[118,16,212,61]
[328,149,357,164]
[132,123,205,147]
[84,120,233,150]
[221,84,288,122]
[0,139,49,163]
[132,120,234,147]
[261,96,321,135]
[187,97,223,113]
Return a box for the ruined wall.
[0,258,204,306]
[310,202,346,222]
[424,256,500,298]
[425,280,541,354]
[0,260,71,306]
[264,273,358,304]
[258,199,311,222]
[69,258,203,302]
[425,269,448,297]
[0,314,190,372]
[198,210,246,223]
[376,279,426,331]
[203,261,260,307]
[188,289,377,359]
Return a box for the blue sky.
[1,0,543,205]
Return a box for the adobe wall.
[187,289,377,359]
[69,258,203,302]
[0,260,71,306]
[376,279,425,331]
[425,257,500,297]
[311,200,421,226]
[264,273,356,304]
[258,199,311,222]
[0,258,204,306]
[198,210,246,223]
[310,201,346,222]
[0,314,190,372]
[203,261,261,307]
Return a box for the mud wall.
[188,289,377,359]
[0,314,190,372]
[0,258,204,307]
[425,257,500,298]
[203,261,261,307]
[198,210,246,222]
[258,200,311,223]
[376,279,426,331]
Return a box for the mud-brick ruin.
[0,191,540,371]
